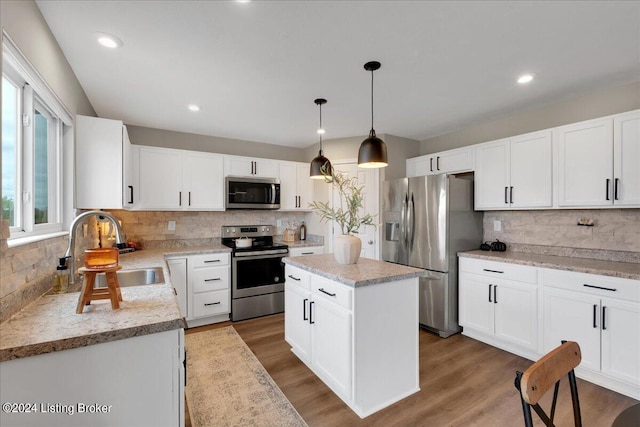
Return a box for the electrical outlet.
[276,219,282,228]
[168,220,176,231]
[493,220,502,232]
[82,223,88,238]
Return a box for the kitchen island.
[283,254,425,418]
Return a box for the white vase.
[333,234,361,265]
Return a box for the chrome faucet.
[64,210,126,286]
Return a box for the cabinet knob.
[368,240,374,245]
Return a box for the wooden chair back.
[515,341,582,427]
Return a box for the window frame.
[2,31,72,241]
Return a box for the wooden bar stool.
[76,265,123,313]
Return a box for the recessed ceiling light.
[236,0,251,3]
[517,74,534,84]
[95,32,123,49]
[188,104,200,112]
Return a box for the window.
[2,33,70,240]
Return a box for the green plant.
[308,164,376,235]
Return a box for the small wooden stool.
[76,265,123,313]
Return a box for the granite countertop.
[458,250,640,280]
[0,245,231,363]
[284,254,426,288]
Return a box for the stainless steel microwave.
[225,177,280,210]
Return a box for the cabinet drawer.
[289,246,325,257]
[312,276,353,311]
[459,257,537,284]
[542,268,640,302]
[192,290,230,318]
[191,266,230,293]
[286,265,311,290]
[189,252,230,268]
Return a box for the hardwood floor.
[187,314,638,426]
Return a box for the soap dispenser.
[300,221,306,241]
[52,257,69,294]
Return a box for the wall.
[484,209,640,262]
[421,80,640,154]
[104,210,312,249]
[126,125,306,162]
[0,0,96,322]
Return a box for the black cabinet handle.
[436,156,440,171]
[128,185,134,204]
[494,285,497,304]
[288,274,301,281]
[204,259,221,263]
[303,298,309,321]
[510,186,514,204]
[179,191,182,206]
[614,178,620,200]
[483,269,504,274]
[204,278,221,282]
[318,288,336,297]
[184,349,187,387]
[583,284,616,292]
[309,301,315,324]
[204,301,221,306]
[505,187,509,204]
[430,158,433,172]
[301,252,314,255]
[488,284,493,302]
[602,306,607,330]
[593,304,598,328]
[606,179,611,201]
[188,191,191,206]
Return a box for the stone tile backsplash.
[484,209,640,261]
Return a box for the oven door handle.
[233,251,288,260]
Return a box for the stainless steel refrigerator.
[381,174,483,337]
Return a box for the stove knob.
[266,227,270,232]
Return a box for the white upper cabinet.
[224,155,279,178]
[406,147,473,177]
[280,162,314,210]
[137,146,224,210]
[557,117,614,207]
[75,115,124,209]
[475,130,552,210]
[613,110,640,206]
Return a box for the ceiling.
[36,1,640,149]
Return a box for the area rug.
[185,326,308,427]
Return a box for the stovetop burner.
[221,225,288,255]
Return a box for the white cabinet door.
[474,139,510,209]
[279,162,298,210]
[613,111,640,206]
[510,131,552,208]
[75,115,123,209]
[433,147,473,175]
[493,280,538,351]
[406,155,431,177]
[138,146,183,209]
[459,274,494,336]
[183,152,224,210]
[296,163,314,210]
[225,156,279,178]
[311,297,353,400]
[557,118,614,206]
[122,126,138,209]
[543,287,601,372]
[284,282,312,363]
[167,258,188,318]
[601,298,640,385]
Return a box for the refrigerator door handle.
[401,193,408,246]
[408,193,416,248]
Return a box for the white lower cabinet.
[0,329,185,427]
[459,258,539,355]
[284,264,419,418]
[542,268,640,398]
[167,252,231,327]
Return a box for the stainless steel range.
[222,225,289,321]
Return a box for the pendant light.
[358,61,388,168]
[309,98,333,179]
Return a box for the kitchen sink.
[94,267,165,288]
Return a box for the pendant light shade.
[310,98,333,179]
[358,61,388,168]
